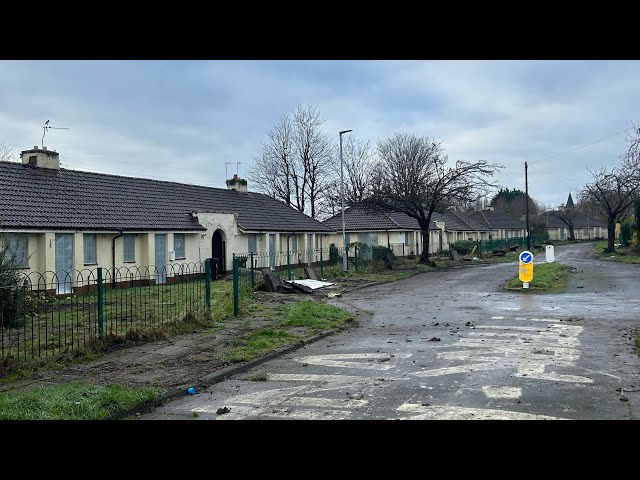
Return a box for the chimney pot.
[33,145,38,149]
[43,146,47,151]
[233,174,238,180]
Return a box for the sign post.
[519,250,534,289]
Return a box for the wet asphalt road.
[142,243,640,420]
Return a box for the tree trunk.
[607,218,616,253]
[569,225,575,241]
[418,229,434,265]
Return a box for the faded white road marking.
[293,352,411,371]
[397,402,564,420]
[412,363,496,377]
[267,373,375,383]
[482,386,522,399]
[515,364,592,383]
[490,316,505,319]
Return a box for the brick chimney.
[226,174,248,192]
[21,146,60,170]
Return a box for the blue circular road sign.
[519,251,534,264]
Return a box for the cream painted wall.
[194,213,240,272]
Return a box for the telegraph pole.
[525,161,531,251]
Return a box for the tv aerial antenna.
[42,120,70,148]
[225,162,243,178]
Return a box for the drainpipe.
[287,233,295,280]
[112,230,123,286]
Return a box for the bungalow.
[542,211,607,240]
[0,146,333,292]
[468,208,527,239]
[322,204,492,256]
[322,204,440,257]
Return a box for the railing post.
[416,240,419,257]
[204,259,211,317]
[250,252,255,289]
[355,244,358,271]
[97,267,104,338]
[233,257,240,317]
[402,243,405,258]
[320,247,323,277]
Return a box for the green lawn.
[595,240,640,263]
[502,262,575,293]
[283,301,354,331]
[0,381,163,420]
[220,328,300,364]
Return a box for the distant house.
[542,211,607,240]
[0,146,333,292]
[542,194,607,240]
[469,208,527,239]
[322,204,491,255]
[322,204,440,257]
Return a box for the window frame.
[83,233,97,265]
[174,233,186,259]
[3,233,29,269]
[123,233,136,263]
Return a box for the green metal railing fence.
[0,261,213,366]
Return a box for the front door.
[55,234,74,294]
[268,234,276,268]
[155,234,167,284]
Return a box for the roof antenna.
[236,161,243,175]
[42,120,70,149]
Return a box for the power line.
[540,127,632,161]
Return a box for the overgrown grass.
[220,328,300,364]
[1,281,239,378]
[595,240,640,263]
[502,262,575,293]
[283,301,354,331]
[246,372,268,381]
[0,381,163,420]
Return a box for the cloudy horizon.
[1,60,638,209]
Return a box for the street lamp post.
[525,161,531,251]
[339,129,352,272]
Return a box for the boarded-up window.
[3,233,29,268]
[398,232,405,244]
[174,233,185,258]
[248,234,257,253]
[84,233,97,264]
[123,234,135,262]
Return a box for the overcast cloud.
[1,60,638,208]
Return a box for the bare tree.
[553,195,578,240]
[367,133,502,264]
[580,125,640,253]
[250,106,333,219]
[0,141,14,162]
[250,114,297,208]
[322,136,375,219]
[293,106,333,219]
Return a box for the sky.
[1,60,638,209]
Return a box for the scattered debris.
[429,337,441,342]
[620,396,629,402]
[216,407,231,415]
[286,279,335,293]
[187,387,196,395]
[465,321,473,327]
[576,286,584,289]
[327,292,342,298]
[349,393,364,400]
[421,402,430,407]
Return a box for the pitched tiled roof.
[470,209,526,229]
[323,205,439,231]
[0,161,333,233]
[543,211,606,228]
[432,210,488,232]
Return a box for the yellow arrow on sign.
[519,261,533,283]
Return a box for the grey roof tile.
[0,162,333,232]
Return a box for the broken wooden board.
[451,249,461,261]
[304,266,319,280]
[383,251,396,270]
